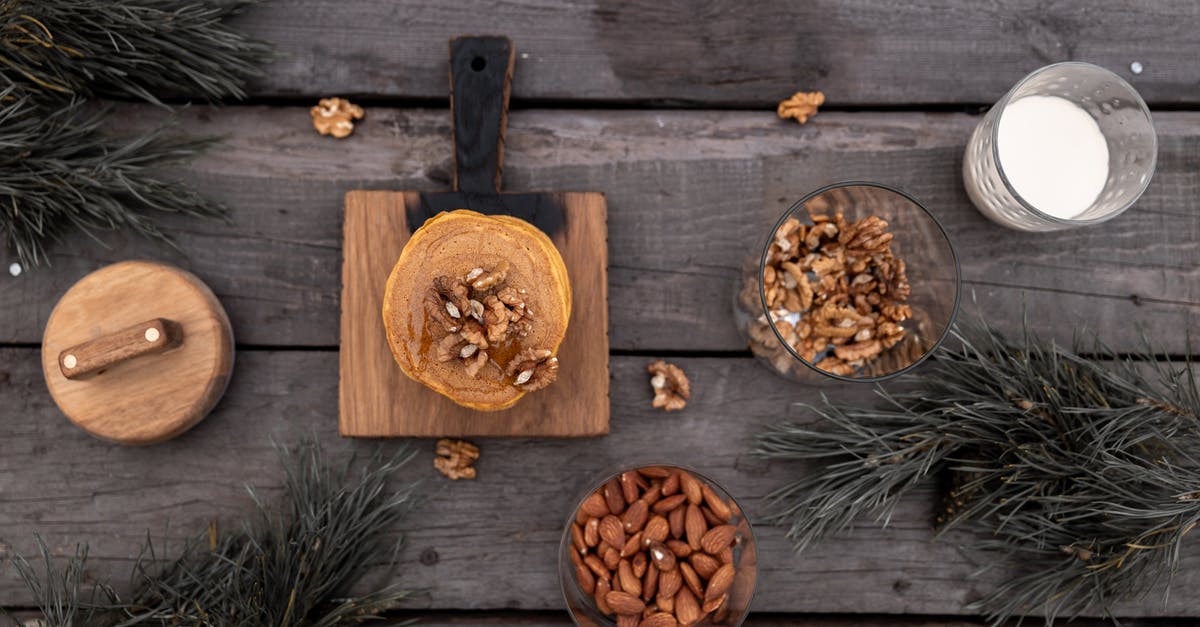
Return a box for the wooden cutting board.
[339,36,609,437]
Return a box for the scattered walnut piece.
[777,91,825,124]
[434,438,479,480]
[647,360,690,411]
[506,348,559,392]
[740,209,916,377]
[311,97,364,138]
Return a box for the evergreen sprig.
[756,320,1200,625]
[2,441,421,627]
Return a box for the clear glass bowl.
[733,181,960,383]
[559,465,757,626]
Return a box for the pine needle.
[756,318,1200,625]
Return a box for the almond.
[647,540,677,572]
[700,506,726,528]
[595,578,613,614]
[661,471,681,496]
[679,561,703,597]
[622,499,649,532]
[639,613,678,627]
[584,555,609,581]
[620,472,640,505]
[658,566,682,598]
[603,546,621,570]
[704,563,735,603]
[679,470,703,505]
[618,559,642,598]
[575,507,589,525]
[582,492,609,518]
[666,539,692,558]
[656,591,675,613]
[643,515,670,547]
[717,546,733,564]
[700,524,736,555]
[571,522,587,553]
[568,545,583,567]
[701,483,733,522]
[689,552,720,579]
[632,551,648,578]
[675,587,701,626]
[584,517,600,547]
[702,592,726,614]
[605,479,627,515]
[642,481,664,506]
[668,507,686,539]
[652,494,687,515]
[575,562,596,595]
[621,531,644,558]
[638,466,673,479]
[684,504,706,550]
[617,615,639,627]
[606,590,646,615]
[642,561,659,600]
[600,515,626,549]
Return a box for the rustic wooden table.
[2,2,1198,625]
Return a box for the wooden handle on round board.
[58,317,182,380]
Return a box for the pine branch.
[3,536,94,627]
[756,319,1200,625]
[0,88,228,267]
[1,0,270,103]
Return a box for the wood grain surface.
[340,191,609,437]
[39,261,234,445]
[223,0,1200,106]
[2,106,1195,353]
[1,349,1197,616]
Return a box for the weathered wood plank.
[2,107,1197,353]
[224,0,1200,106]
[1,349,1197,616]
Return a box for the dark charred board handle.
[449,36,515,194]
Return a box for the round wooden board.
[41,261,234,445]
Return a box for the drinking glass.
[962,62,1157,231]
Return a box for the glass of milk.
[963,62,1156,231]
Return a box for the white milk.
[996,95,1109,219]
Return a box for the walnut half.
[506,348,559,392]
[311,97,364,138]
[647,360,690,411]
[434,438,479,480]
[777,91,825,125]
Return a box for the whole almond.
[617,615,639,627]
[701,484,733,522]
[642,481,664,506]
[652,494,687,515]
[700,506,726,528]
[679,471,703,505]
[619,559,642,598]
[584,555,609,581]
[575,563,596,595]
[606,590,646,615]
[595,578,613,614]
[666,539,692,558]
[679,561,703,597]
[622,499,649,532]
[600,515,626,549]
[638,466,673,479]
[702,592,726,614]
[643,515,670,546]
[689,552,720,579]
[704,563,735,603]
[582,492,609,518]
[605,479,627,515]
[700,524,736,555]
[632,551,648,578]
[639,613,677,627]
[717,546,733,564]
[656,591,675,613]
[658,566,682,598]
[647,540,677,572]
[621,532,643,559]
[585,517,600,547]
[675,587,701,626]
[642,561,659,600]
[668,507,686,539]
[603,546,621,570]
[575,507,589,525]
[684,504,707,550]
[661,471,681,496]
[569,545,583,567]
[620,472,640,505]
[572,522,587,554]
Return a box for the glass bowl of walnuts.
[733,181,960,382]
[559,465,757,627]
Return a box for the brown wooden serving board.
[339,36,609,437]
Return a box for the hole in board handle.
[471,56,486,72]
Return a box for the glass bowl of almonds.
[559,465,757,627]
[734,181,960,382]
